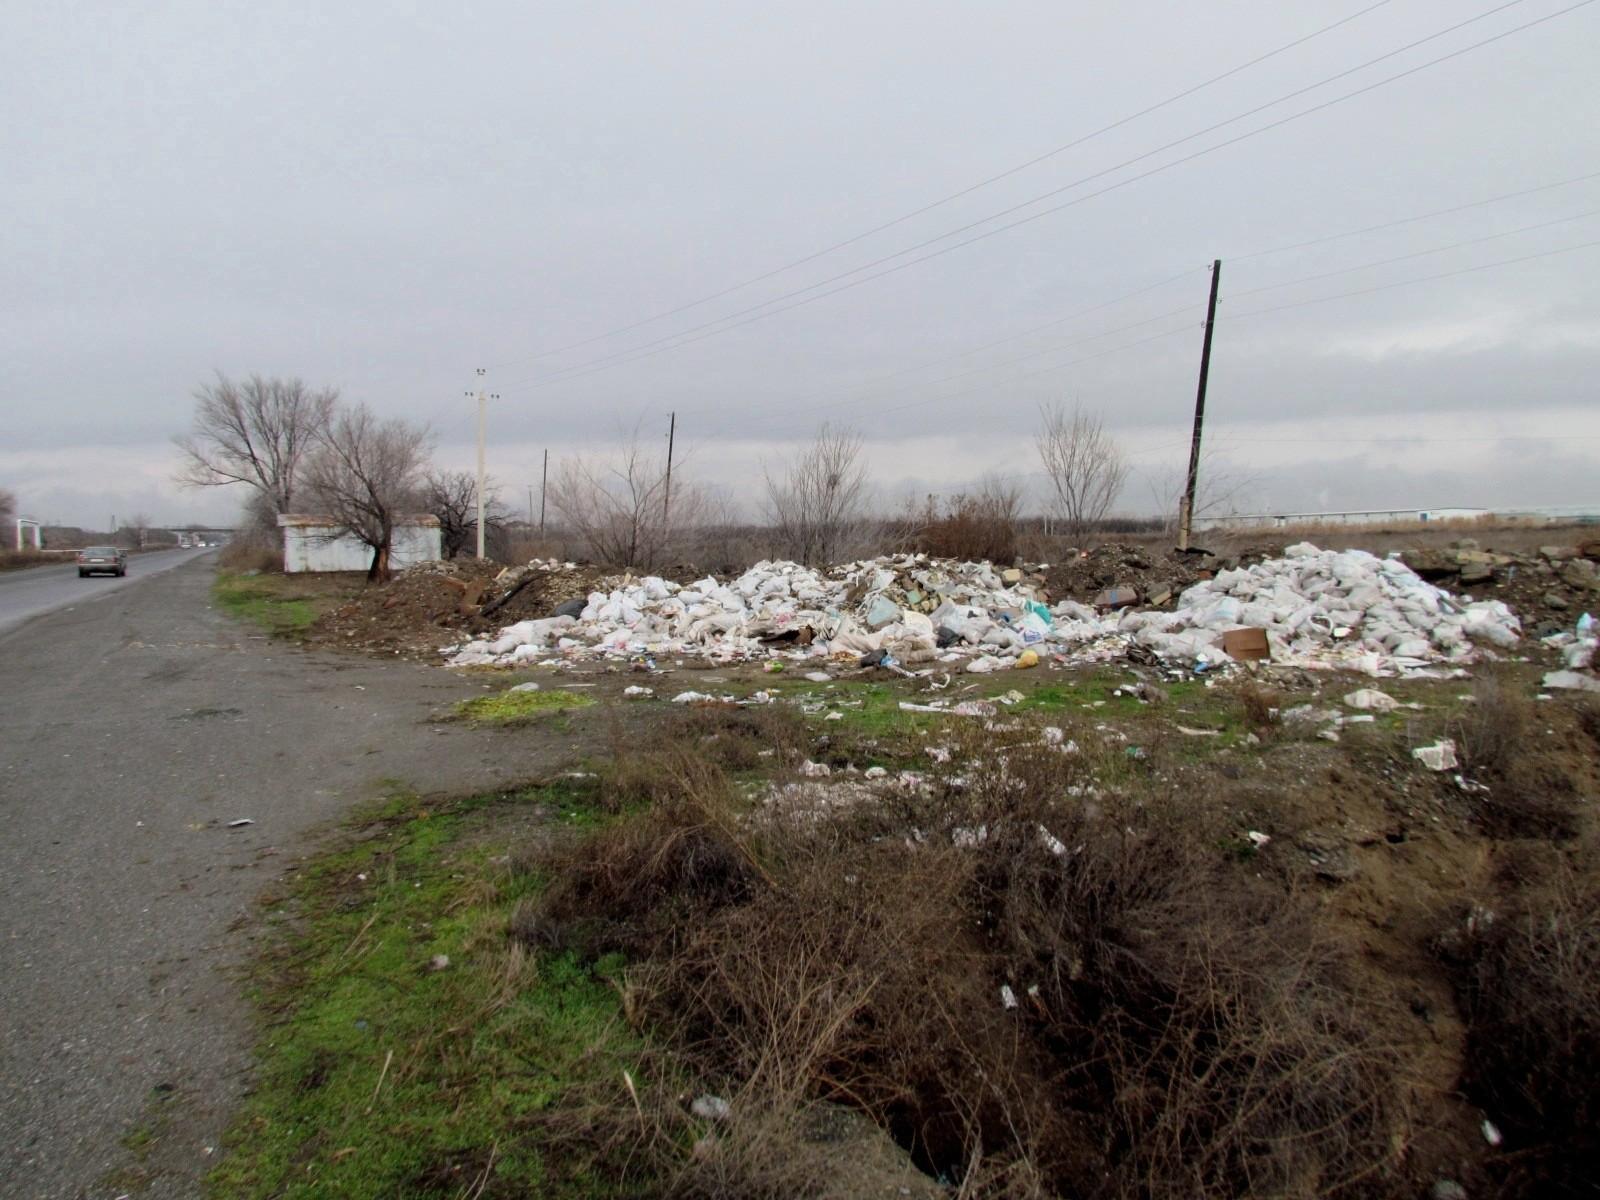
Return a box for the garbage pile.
[445,545,1523,675]
[1541,612,1600,692]
[1121,543,1521,673]
[446,556,1114,670]
[1398,539,1600,626]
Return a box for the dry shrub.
[599,706,809,808]
[1233,679,1282,731]
[907,482,1022,565]
[1445,844,1600,1197]
[218,539,284,572]
[528,729,1411,1198]
[1453,673,1580,838]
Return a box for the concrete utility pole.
[465,368,499,559]
[662,412,676,523]
[1178,260,1222,551]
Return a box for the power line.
[497,0,1587,392]
[483,1,1396,372]
[685,167,1600,430]
[1226,206,1600,299]
[1224,236,1600,321]
[1228,168,1600,261]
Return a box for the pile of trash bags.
[1122,544,1521,672]
[445,545,1522,675]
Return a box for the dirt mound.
[1043,541,1220,607]
[308,559,616,658]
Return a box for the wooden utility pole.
[1178,260,1222,551]
[662,411,676,522]
[539,448,548,535]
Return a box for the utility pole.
[539,448,548,535]
[465,368,499,559]
[662,412,676,523]
[527,484,534,529]
[1178,259,1222,551]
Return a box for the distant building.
[1189,508,1490,532]
[277,514,441,573]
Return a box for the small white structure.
[278,514,442,573]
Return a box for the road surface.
[0,548,203,637]
[0,556,582,1198]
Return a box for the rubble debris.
[1412,740,1460,772]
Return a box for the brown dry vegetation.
[504,692,1600,1199]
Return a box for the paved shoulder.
[0,558,564,1198]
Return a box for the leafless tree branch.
[1036,402,1128,541]
[762,423,870,565]
[174,372,337,515]
[301,404,433,581]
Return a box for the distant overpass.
[164,526,236,548]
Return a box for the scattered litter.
[508,681,540,693]
[804,671,832,683]
[1000,984,1019,1010]
[227,818,254,828]
[691,1094,731,1122]
[1174,724,1222,737]
[1343,688,1398,712]
[1541,669,1600,693]
[671,691,717,704]
[1481,1118,1502,1147]
[1412,740,1459,772]
[428,954,451,972]
[622,685,654,699]
[1247,830,1272,848]
[799,760,832,778]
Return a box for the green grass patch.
[212,571,325,634]
[210,786,636,1199]
[453,688,597,725]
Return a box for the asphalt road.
[0,548,204,637]
[0,556,573,1198]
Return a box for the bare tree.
[301,404,432,581]
[1036,402,1128,541]
[1145,450,1261,536]
[763,423,870,565]
[120,512,152,550]
[423,469,503,559]
[548,431,708,569]
[175,373,337,515]
[0,488,15,531]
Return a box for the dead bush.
[218,539,284,572]
[526,726,1412,1198]
[598,706,809,808]
[1444,845,1600,1197]
[905,479,1022,565]
[1233,679,1282,732]
[1453,672,1580,839]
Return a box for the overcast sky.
[5,0,1599,529]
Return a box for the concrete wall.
[281,522,441,573]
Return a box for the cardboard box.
[1218,627,1270,662]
